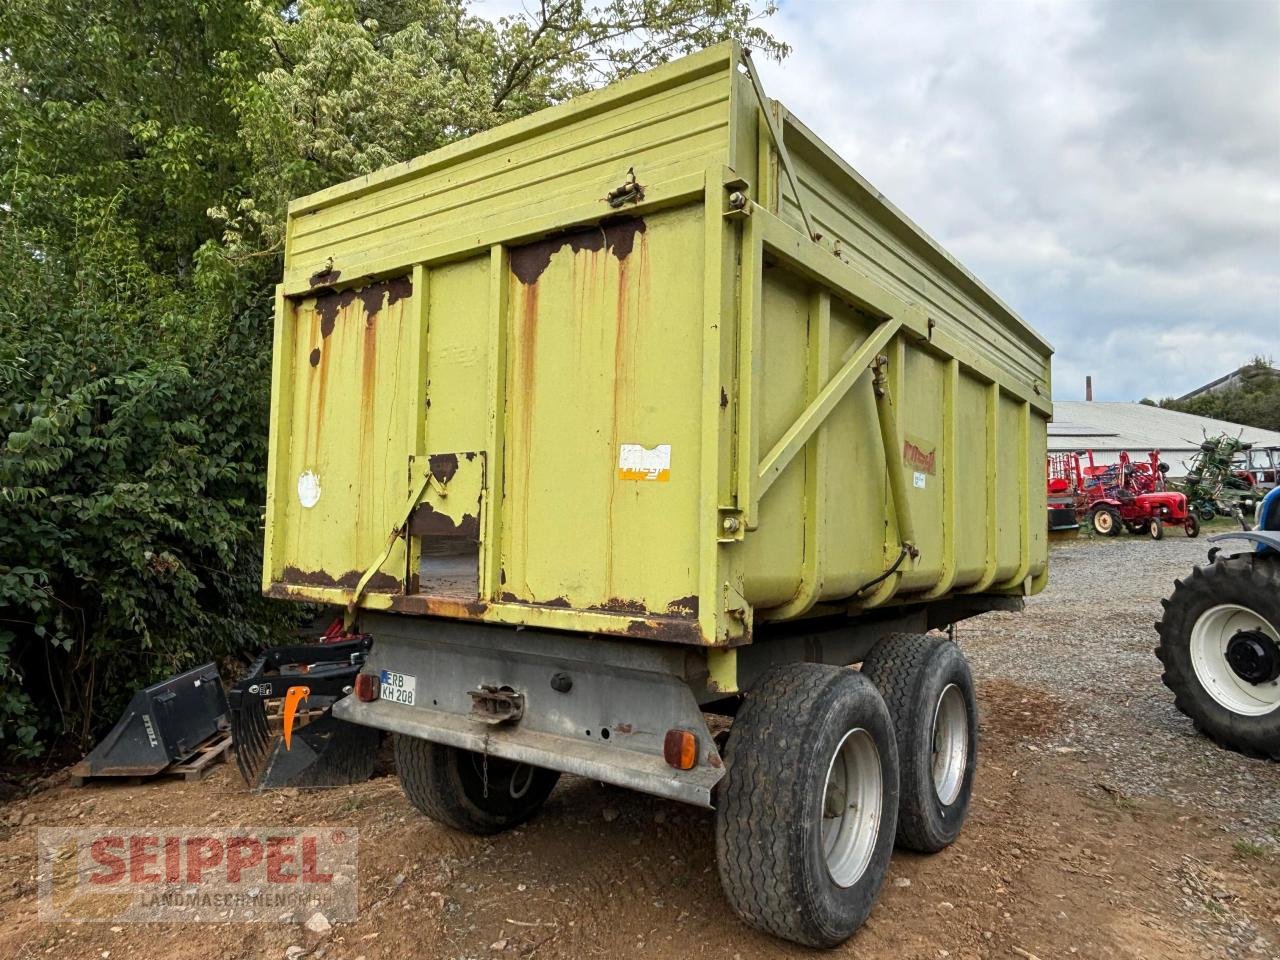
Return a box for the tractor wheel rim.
[1190,604,1280,717]
[931,684,968,806]
[820,728,882,888]
[1095,512,1112,533]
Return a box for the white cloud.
[752,0,1280,400]
[472,0,1280,400]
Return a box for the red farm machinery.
[1047,450,1200,540]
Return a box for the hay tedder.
[1047,449,1199,539]
[1180,434,1268,520]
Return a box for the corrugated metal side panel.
[769,107,1051,396]
[737,260,1048,613]
[281,49,736,294]
[727,70,1050,618]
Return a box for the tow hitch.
[469,685,525,725]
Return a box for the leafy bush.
[0,245,297,756]
[0,0,783,760]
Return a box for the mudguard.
[1208,488,1280,557]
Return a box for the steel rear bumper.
[331,613,724,807]
[334,698,720,806]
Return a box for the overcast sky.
[485,0,1280,401]
[750,0,1280,401]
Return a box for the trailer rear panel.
[263,42,1053,655]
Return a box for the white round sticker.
[297,471,321,509]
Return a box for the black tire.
[1197,503,1216,523]
[860,634,978,853]
[395,735,560,835]
[1091,506,1121,536]
[1155,555,1280,760]
[715,663,899,948]
[1149,518,1164,540]
[1184,514,1201,538]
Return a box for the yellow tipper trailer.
[265,43,1052,947]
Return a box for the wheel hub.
[1226,630,1280,685]
[1188,603,1280,717]
[931,684,968,806]
[820,728,882,888]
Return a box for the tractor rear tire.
[716,664,899,947]
[1091,506,1121,537]
[1155,555,1280,760]
[860,634,977,853]
[395,736,560,835]
[1149,519,1165,540]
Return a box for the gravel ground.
[963,530,1280,843]
[2,528,1278,960]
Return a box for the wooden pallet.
[166,729,233,782]
[70,728,233,787]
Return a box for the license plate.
[379,670,416,706]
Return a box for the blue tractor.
[1155,487,1280,759]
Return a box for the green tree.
[210,0,786,261]
[0,1,784,758]
[1157,359,1280,433]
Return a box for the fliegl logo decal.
[618,443,672,482]
[903,438,937,476]
[903,436,937,490]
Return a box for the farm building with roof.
[1049,402,1280,477]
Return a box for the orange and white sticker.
[618,443,671,482]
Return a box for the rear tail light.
[663,729,698,770]
[354,673,380,702]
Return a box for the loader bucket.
[73,663,228,779]
[229,636,380,790]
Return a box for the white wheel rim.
[821,728,882,888]
[932,684,968,805]
[508,763,535,799]
[1095,511,1112,533]
[1189,604,1280,717]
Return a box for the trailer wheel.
[1091,506,1121,536]
[1149,518,1165,540]
[1185,514,1201,538]
[860,634,977,852]
[1155,555,1280,760]
[715,663,899,947]
[395,736,560,835]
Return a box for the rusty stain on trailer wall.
[275,275,416,592]
[409,452,483,542]
[500,207,703,619]
[509,218,648,285]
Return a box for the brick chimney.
[1085,375,1093,401]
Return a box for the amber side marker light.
[663,729,698,770]
[354,672,380,702]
